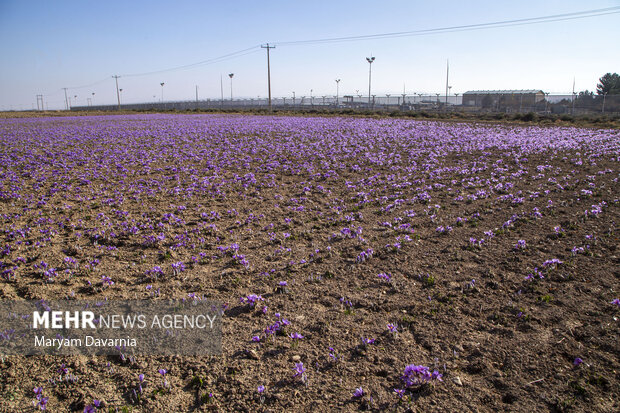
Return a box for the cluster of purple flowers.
[264,315,290,338]
[377,272,391,282]
[435,225,453,234]
[145,265,164,278]
[171,261,186,275]
[33,387,48,410]
[401,364,443,387]
[356,248,374,263]
[525,268,544,281]
[240,294,264,308]
[542,258,563,268]
[83,400,101,413]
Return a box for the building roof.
[463,90,544,95]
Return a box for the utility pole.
[261,43,275,111]
[366,56,375,107]
[196,85,199,102]
[112,76,121,110]
[62,88,69,110]
[445,59,449,106]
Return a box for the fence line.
[72,94,620,115]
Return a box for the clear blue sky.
[1,0,619,110]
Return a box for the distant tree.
[596,73,620,95]
[575,90,595,107]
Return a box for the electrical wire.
[275,6,620,46]
[120,45,262,77]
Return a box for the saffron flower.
[293,362,307,383]
[401,364,443,387]
[352,387,364,398]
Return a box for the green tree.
[575,90,595,107]
[596,73,620,95]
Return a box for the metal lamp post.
[335,79,341,107]
[366,56,375,107]
[160,82,165,102]
[228,73,234,101]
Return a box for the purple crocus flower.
[293,362,306,380]
[352,387,364,398]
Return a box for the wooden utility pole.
[62,88,69,110]
[261,43,275,111]
[112,75,121,110]
[445,60,449,106]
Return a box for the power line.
[275,6,620,46]
[120,46,261,77]
[25,6,620,108]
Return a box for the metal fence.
[72,94,620,115]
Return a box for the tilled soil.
[0,114,618,412]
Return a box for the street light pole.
[229,73,234,101]
[366,56,375,107]
[160,82,165,103]
[335,79,341,107]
